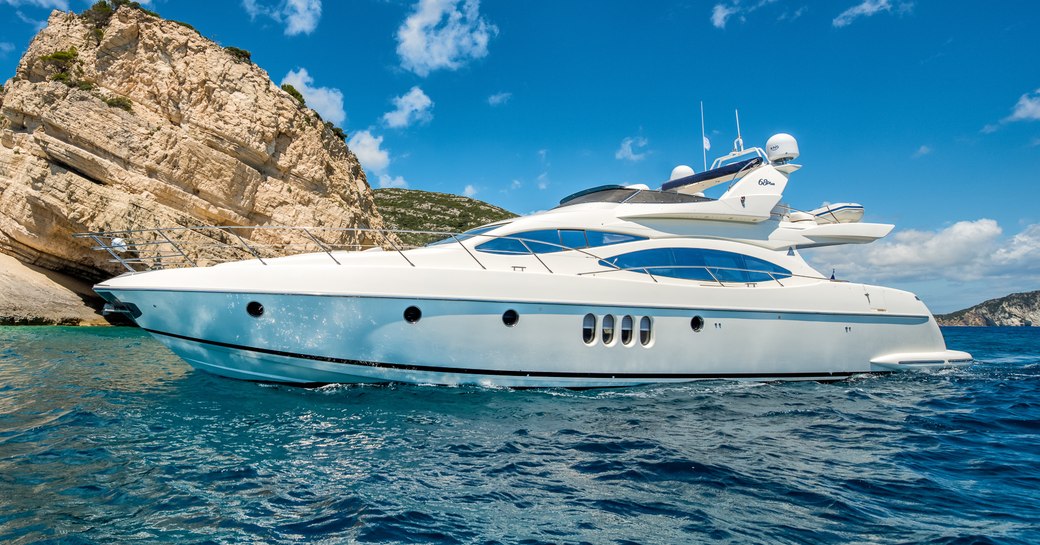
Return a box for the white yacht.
[86,133,972,387]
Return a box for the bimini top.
[661,157,763,193]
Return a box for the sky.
[1,0,1038,312]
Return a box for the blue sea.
[0,326,1037,544]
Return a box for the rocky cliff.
[936,290,1040,326]
[0,5,388,323]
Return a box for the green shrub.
[224,46,251,64]
[82,1,114,28]
[324,122,346,140]
[104,95,132,111]
[51,72,72,84]
[40,47,78,71]
[92,27,104,43]
[281,83,305,106]
[172,20,196,32]
[76,80,96,91]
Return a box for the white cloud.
[396,0,497,77]
[711,0,779,29]
[832,0,904,28]
[912,145,931,158]
[347,130,390,173]
[0,42,13,57]
[382,86,434,128]
[0,0,67,8]
[536,172,548,190]
[510,179,522,189]
[615,136,648,162]
[1006,88,1040,122]
[807,220,1040,287]
[778,5,807,21]
[982,88,1040,134]
[711,3,738,28]
[280,68,346,126]
[378,174,408,189]
[463,184,477,197]
[242,0,322,36]
[487,91,511,106]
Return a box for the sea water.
[0,326,1037,544]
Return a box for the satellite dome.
[765,133,799,164]
[670,165,695,181]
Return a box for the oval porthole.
[502,309,519,327]
[602,314,616,345]
[620,315,634,346]
[691,315,704,332]
[404,306,422,323]
[246,301,264,318]
[639,316,653,346]
[582,313,597,345]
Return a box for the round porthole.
[691,315,704,332]
[246,301,264,317]
[502,309,519,327]
[582,313,597,345]
[404,306,422,323]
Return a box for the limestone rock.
[936,290,1040,327]
[0,252,108,325]
[0,7,387,284]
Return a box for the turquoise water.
[0,326,1037,544]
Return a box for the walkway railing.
[74,225,830,286]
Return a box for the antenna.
[733,109,744,152]
[700,101,707,172]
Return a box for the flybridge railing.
[74,225,830,285]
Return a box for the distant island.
[936,290,1040,327]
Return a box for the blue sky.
[1,0,1038,312]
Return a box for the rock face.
[0,6,387,291]
[373,188,516,246]
[0,252,108,325]
[936,290,1040,326]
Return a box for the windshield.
[426,224,504,247]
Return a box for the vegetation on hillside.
[281,84,305,106]
[373,188,517,247]
[936,290,1040,326]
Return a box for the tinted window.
[427,224,502,247]
[477,229,645,255]
[601,248,791,283]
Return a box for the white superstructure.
[85,133,971,387]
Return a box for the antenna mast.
[736,108,744,151]
[700,101,707,172]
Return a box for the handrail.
[73,225,827,288]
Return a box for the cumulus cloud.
[347,130,390,173]
[280,68,346,126]
[912,145,931,158]
[832,0,910,28]
[711,4,739,28]
[463,184,477,197]
[243,0,322,36]
[615,136,648,162]
[396,0,497,77]
[487,92,511,106]
[382,86,434,128]
[807,220,1040,286]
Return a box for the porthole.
[620,315,634,346]
[639,316,653,346]
[582,313,597,345]
[404,306,422,323]
[502,309,519,327]
[602,314,616,345]
[246,301,264,318]
[691,315,704,332]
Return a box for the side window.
[601,248,790,283]
[559,229,588,250]
[586,231,645,247]
[475,237,528,254]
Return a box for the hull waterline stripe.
[144,328,875,380]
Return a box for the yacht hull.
[96,287,970,387]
